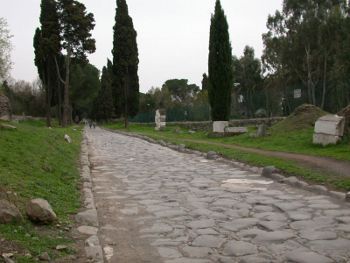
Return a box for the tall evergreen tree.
[93,59,115,121]
[208,0,233,121]
[112,0,139,128]
[33,0,61,126]
[56,0,96,126]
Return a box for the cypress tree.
[112,0,139,128]
[93,60,115,121]
[208,0,233,121]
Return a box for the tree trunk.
[124,67,129,128]
[62,47,71,127]
[46,71,52,127]
[321,54,328,109]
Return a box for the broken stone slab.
[76,209,98,227]
[78,225,98,235]
[85,246,104,263]
[222,240,258,256]
[192,235,225,248]
[26,198,57,224]
[85,235,100,247]
[0,199,22,224]
[0,124,17,130]
[224,126,248,135]
[285,251,333,263]
[253,230,294,243]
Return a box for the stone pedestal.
[155,109,166,131]
[313,115,345,146]
[213,121,228,133]
[0,94,11,121]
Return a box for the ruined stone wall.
[0,94,11,120]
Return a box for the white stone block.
[314,115,345,136]
[225,127,248,134]
[213,121,228,133]
[313,133,341,146]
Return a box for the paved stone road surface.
[86,128,350,263]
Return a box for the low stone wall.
[132,117,285,131]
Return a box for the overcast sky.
[0,0,282,93]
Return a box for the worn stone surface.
[0,199,22,224]
[26,198,56,224]
[84,128,350,263]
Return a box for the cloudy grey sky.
[0,0,282,92]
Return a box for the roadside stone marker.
[0,94,11,121]
[313,115,345,146]
[155,109,166,131]
[213,121,228,133]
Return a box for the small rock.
[26,198,57,224]
[346,192,350,202]
[56,245,68,251]
[0,199,22,224]
[261,166,277,178]
[206,151,218,160]
[64,134,72,143]
[38,252,50,261]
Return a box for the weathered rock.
[337,104,350,135]
[0,199,22,224]
[285,251,333,263]
[206,151,218,160]
[256,123,267,137]
[64,134,72,144]
[38,252,50,261]
[261,166,276,178]
[76,209,98,227]
[222,240,257,256]
[26,198,57,224]
[78,225,98,235]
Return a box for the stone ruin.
[338,105,350,135]
[0,93,11,121]
[155,109,166,131]
[313,114,345,146]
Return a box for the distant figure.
[92,121,96,129]
[89,120,92,129]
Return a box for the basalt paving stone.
[85,128,350,263]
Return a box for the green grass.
[104,122,350,191]
[0,120,82,262]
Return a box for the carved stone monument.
[0,93,11,121]
[155,109,166,131]
[313,115,345,146]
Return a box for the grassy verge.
[104,122,350,191]
[0,120,82,262]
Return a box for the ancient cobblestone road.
[86,128,350,263]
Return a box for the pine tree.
[34,0,61,127]
[56,0,96,127]
[208,0,233,121]
[112,0,139,128]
